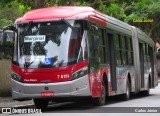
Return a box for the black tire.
[122,79,130,101]
[143,80,150,96]
[93,81,106,106]
[34,98,49,110]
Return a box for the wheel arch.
[127,72,132,91]
[148,74,151,88]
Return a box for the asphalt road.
[31,84,160,114]
[1,83,160,116]
[41,83,160,113]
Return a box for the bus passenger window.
[128,37,134,65]
[114,34,122,66]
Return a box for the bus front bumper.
[11,75,91,100]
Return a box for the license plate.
[41,92,54,96]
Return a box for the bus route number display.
[24,35,46,42]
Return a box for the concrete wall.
[0,41,12,97]
[0,59,11,96]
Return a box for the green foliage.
[0,0,13,8]
[123,0,160,41]
[125,0,153,22]
[99,2,126,20]
[0,1,29,29]
[0,19,12,29]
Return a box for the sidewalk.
[0,97,33,108]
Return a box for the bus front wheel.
[92,81,106,106]
[142,80,150,96]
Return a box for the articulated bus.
[2,6,158,109]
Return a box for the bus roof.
[136,28,154,46]
[15,6,98,23]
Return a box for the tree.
[0,0,12,7]
[0,1,29,28]
[124,0,160,42]
[16,0,64,9]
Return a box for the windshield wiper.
[24,61,34,68]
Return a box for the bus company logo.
[2,108,42,114]
[2,108,11,114]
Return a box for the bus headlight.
[72,67,88,80]
[11,72,22,82]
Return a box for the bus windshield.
[16,20,86,68]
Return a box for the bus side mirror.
[91,35,99,56]
[90,25,99,50]
[90,25,98,31]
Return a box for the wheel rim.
[147,81,150,94]
[101,83,106,102]
[126,86,129,97]
[126,81,130,99]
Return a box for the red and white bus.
[3,6,158,109]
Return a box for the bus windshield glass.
[17,20,86,68]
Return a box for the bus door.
[107,33,117,91]
[139,43,144,88]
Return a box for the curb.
[13,104,35,108]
